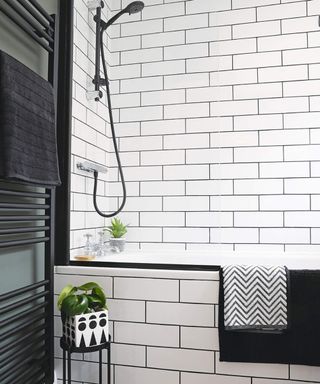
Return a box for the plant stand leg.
[99,349,102,384]
[63,349,66,384]
[107,342,111,384]
[67,349,71,384]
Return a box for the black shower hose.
[92,30,127,218]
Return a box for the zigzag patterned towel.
[222,265,288,331]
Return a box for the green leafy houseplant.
[104,218,127,238]
[57,282,107,317]
[58,282,109,348]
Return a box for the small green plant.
[57,282,107,317]
[104,218,127,238]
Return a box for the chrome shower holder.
[86,0,103,11]
[86,90,101,101]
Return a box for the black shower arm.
[96,9,126,31]
[96,1,144,31]
[92,1,144,101]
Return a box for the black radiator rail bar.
[11,361,48,384]
[16,0,53,32]
[0,215,50,221]
[0,312,45,342]
[0,202,50,210]
[3,0,53,43]
[1,348,46,383]
[28,0,54,23]
[0,333,47,370]
[0,301,47,327]
[0,279,49,301]
[0,323,47,355]
[0,226,50,235]
[0,5,52,52]
[24,371,46,384]
[0,236,50,248]
[0,290,49,315]
[0,188,49,198]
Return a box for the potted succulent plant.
[57,282,108,348]
[104,217,127,252]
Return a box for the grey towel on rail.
[0,50,61,186]
[222,265,288,331]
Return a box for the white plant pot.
[110,237,126,252]
[62,310,109,348]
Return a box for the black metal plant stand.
[60,336,111,384]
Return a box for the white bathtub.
[71,249,320,269]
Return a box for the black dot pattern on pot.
[89,320,97,329]
[78,322,86,331]
[99,319,107,327]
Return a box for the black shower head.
[125,1,145,14]
[102,1,145,30]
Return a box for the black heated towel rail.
[0,280,51,384]
[0,183,55,384]
[0,1,58,383]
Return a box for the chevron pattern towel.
[222,265,288,331]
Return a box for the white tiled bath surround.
[71,0,320,253]
[54,266,320,384]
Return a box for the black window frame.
[54,0,73,266]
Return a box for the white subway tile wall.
[54,269,320,384]
[70,0,115,255]
[71,0,320,252]
[71,0,320,253]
